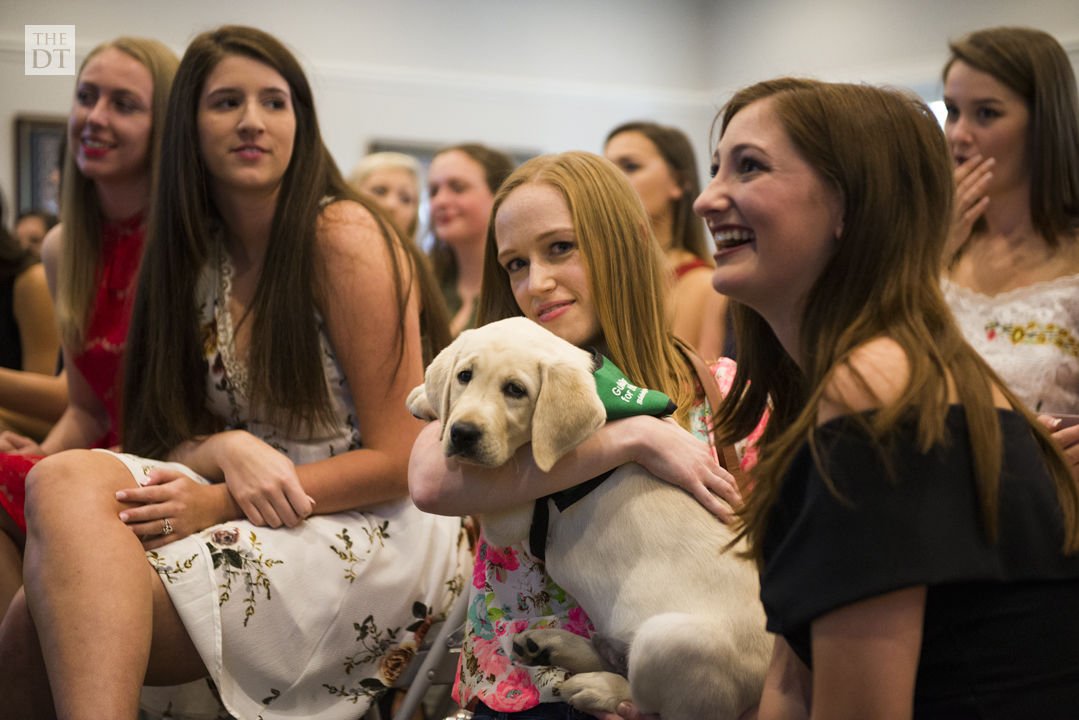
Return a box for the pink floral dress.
[454,358,764,711]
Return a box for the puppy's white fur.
[409,318,772,720]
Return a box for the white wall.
[3,0,1079,217]
[703,0,1079,101]
[0,0,716,213]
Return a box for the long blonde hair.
[54,37,178,348]
[477,151,698,426]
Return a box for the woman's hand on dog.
[624,416,742,524]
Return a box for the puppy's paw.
[406,384,436,420]
[512,629,604,673]
[559,671,631,715]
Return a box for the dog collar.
[524,354,673,561]
[590,350,677,419]
[525,354,674,561]
[529,468,617,562]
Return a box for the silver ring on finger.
[161,518,174,536]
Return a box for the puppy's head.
[407,318,605,471]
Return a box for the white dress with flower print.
[453,358,764,712]
[112,251,470,720]
[943,273,1079,414]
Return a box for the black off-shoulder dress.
[761,407,1079,719]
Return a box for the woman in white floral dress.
[1,25,467,720]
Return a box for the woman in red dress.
[0,36,178,615]
[605,121,729,361]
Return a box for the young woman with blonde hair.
[0,35,178,617]
[410,151,761,719]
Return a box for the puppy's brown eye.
[457,369,472,384]
[503,381,526,399]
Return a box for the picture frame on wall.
[15,115,66,216]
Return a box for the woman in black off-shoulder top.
[693,77,1079,718]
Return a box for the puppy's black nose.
[449,422,482,452]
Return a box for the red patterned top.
[73,212,145,448]
[0,213,145,531]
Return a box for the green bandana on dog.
[591,351,677,419]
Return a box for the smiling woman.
[0,36,178,621]
[1,25,469,720]
[198,55,296,195]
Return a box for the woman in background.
[427,143,514,335]
[942,26,1079,475]
[348,150,422,243]
[0,36,178,619]
[0,198,59,441]
[605,121,728,360]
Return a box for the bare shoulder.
[316,199,383,255]
[818,337,910,425]
[13,262,48,298]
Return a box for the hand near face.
[946,154,993,263]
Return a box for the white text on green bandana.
[591,353,677,420]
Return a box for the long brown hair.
[711,79,1079,560]
[123,26,432,457]
[605,121,711,263]
[477,151,698,426]
[54,37,178,348]
[944,26,1079,247]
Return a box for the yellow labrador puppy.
[408,317,771,720]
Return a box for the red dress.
[0,214,145,532]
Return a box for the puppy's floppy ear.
[412,332,466,437]
[531,360,605,472]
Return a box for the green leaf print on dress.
[207,527,283,627]
[330,520,391,583]
[148,550,200,584]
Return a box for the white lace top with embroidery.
[943,273,1079,414]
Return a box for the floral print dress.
[105,248,470,720]
[943,273,1079,413]
[453,358,764,712]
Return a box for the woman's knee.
[25,451,131,525]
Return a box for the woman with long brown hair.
[696,77,1079,716]
[0,26,467,719]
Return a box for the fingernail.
[115,490,126,500]
[118,512,129,521]
[1051,417,1063,428]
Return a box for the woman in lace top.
[941,27,1079,469]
